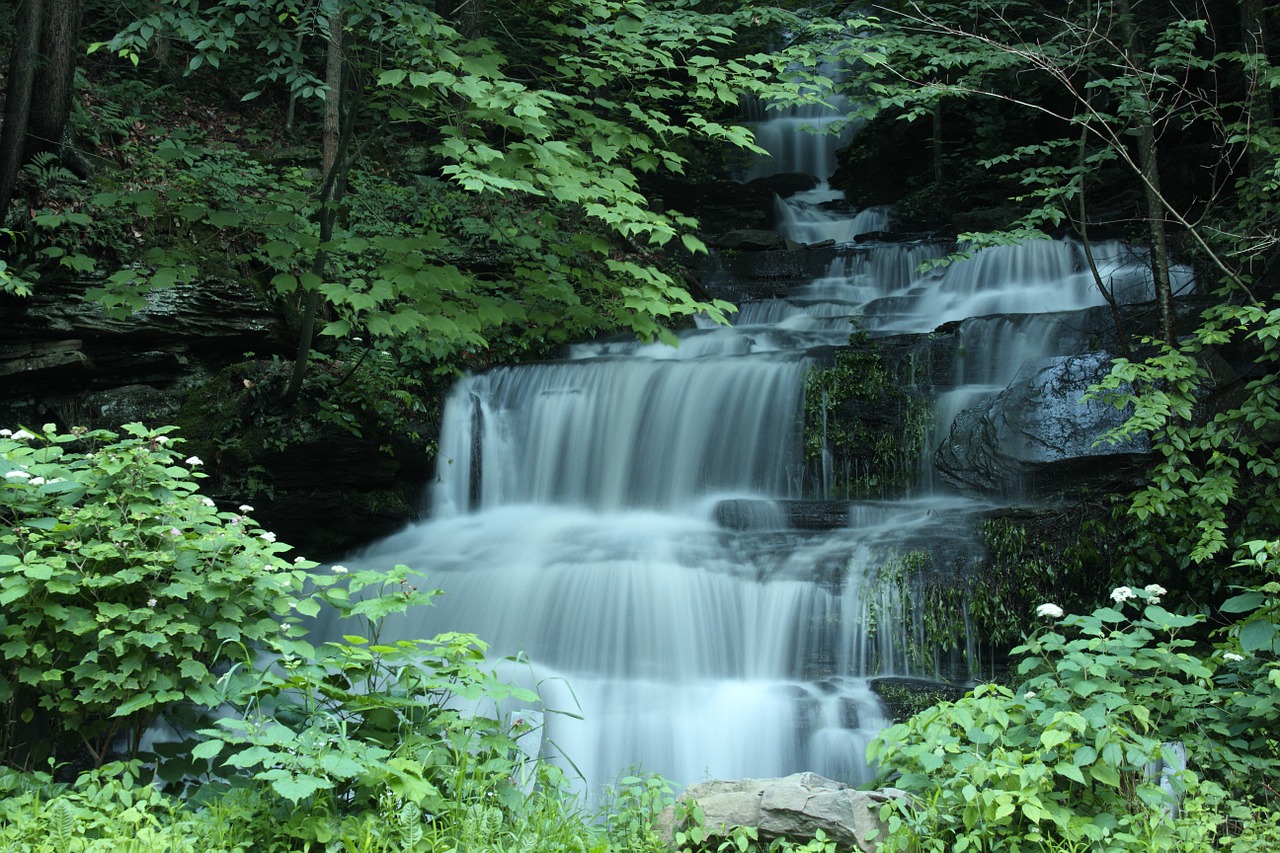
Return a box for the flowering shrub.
[869,553,1280,852]
[1,423,557,849]
[0,423,314,767]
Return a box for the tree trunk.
[284,11,347,406]
[27,0,85,165]
[1241,0,1273,180]
[1114,0,1175,346]
[932,101,944,185]
[439,0,486,39]
[0,0,45,226]
[1136,119,1175,346]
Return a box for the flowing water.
[338,106,1188,799]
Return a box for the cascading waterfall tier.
[344,233,1181,798]
[338,92,1195,800]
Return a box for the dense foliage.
[869,547,1280,851]
[4,0,1280,849]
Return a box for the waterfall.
[338,97,1194,801]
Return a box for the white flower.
[201,497,216,507]
[29,477,45,486]
[185,456,203,466]
[170,527,182,538]
[331,565,348,574]
[11,430,35,441]
[238,504,254,513]
[294,556,307,564]
[0,429,10,437]
[155,435,170,444]
[261,531,277,543]
[1111,586,1136,604]
[1144,583,1167,604]
[1224,652,1245,662]
[147,598,158,607]
[1024,691,1037,700]
[1035,603,1064,619]
[4,470,30,479]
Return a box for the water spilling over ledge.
[330,99,1194,801]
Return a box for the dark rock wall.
[0,277,436,560]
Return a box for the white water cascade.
[337,105,1191,801]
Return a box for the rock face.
[934,351,1150,498]
[665,773,903,852]
[0,277,435,560]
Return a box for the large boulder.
[663,773,904,852]
[934,351,1150,498]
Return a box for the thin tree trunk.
[440,0,485,39]
[1242,0,1273,180]
[932,101,944,185]
[1114,0,1175,346]
[284,10,347,406]
[1136,120,1175,346]
[1074,109,1130,358]
[0,0,45,225]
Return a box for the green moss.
[969,509,1116,648]
[803,332,929,499]
[871,677,966,724]
[865,550,975,677]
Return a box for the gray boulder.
[663,772,904,852]
[934,351,1149,498]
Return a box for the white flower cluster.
[1110,586,1136,604]
[1035,603,1064,619]
[1112,583,1168,605]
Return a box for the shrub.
[0,423,310,769]
[868,550,1280,852]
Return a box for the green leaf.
[269,772,329,804]
[1055,762,1086,784]
[1221,592,1265,613]
[191,739,224,760]
[1239,619,1277,653]
[1040,729,1071,749]
[1089,763,1121,787]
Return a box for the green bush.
[0,422,600,850]
[869,547,1280,852]
[0,423,310,768]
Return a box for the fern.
[21,151,79,197]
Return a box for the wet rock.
[0,277,285,395]
[661,773,904,852]
[714,499,856,531]
[934,351,1150,499]
[711,230,803,251]
[870,676,967,723]
[746,172,821,199]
